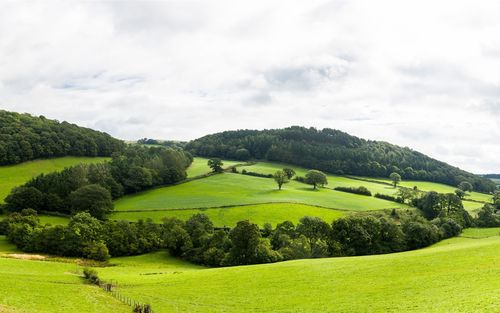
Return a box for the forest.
[0,110,124,165]
[186,127,497,193]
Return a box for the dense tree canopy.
[4,146,192,217]
[0,110,124,165]
[186,126,496,193]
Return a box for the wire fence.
[97,279,156,313]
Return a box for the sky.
[1,0,500,173]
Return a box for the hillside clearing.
[187,157,243,177]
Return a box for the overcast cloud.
[1,0,500,173]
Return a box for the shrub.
[374,193,403,203]
[83,268,100,285]
[334,186,372,196]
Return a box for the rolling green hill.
[94,228,499,313]
[114,173,410,213]
[0,110,124,165]
[186,126,497,192]
[186,157,243,177]
[0,156,110,202]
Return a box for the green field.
[362,177,493,203]
[0,236,129,313]
[111,203,346,227]
[0,156,110,202]
[241,161,400,196]
[94,228,500,313]
[115,173,410,214]
[187,157,243,177]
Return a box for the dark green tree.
[207,158,224,173]
[273,170,289,190]
[389,172,401,187]
[282,168,296,180]
[305,170,328,189]
[70,184,114,219]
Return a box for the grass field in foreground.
[115,173,410,213]
[111,203,346,227]
[0,156,110,203]
[187,157,243,177]
[0,259,129,312]
[96,228,500,313]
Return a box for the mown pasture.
[114,173,410,213]
[187,157,243,177]
[111,203,346,227]
[0,156,110,202]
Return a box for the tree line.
[186,126,497,193]
[0,110,125,165]
[3,191,496,265]
[2,146,192,218]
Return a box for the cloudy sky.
[1,0,500,173]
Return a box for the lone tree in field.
[389,172,401,188]
[305,170,328,189]
[273,170,289,190]
[458,181,473,192]
[283,168,296,180]
[208,158,224,173]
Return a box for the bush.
[334,186,372,196]
[82,241,110,261]
[83,268,100,285]
[241,171,273,178]
[374,193,403,203]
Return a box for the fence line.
[97,278,156,313]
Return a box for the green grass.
[363,177,493,203]
[115,173,410,213]
[95,228,499,313]
[187,157,243,178]
[0,236,18,253]
[0,156,110,203]
[460,227,500,238]
[241,161,400,196]
[111,203,346,227]
[0,255,129,313]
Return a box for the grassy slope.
[187,157,243,177]
[362,176,493,202]
[0,156,110,202]
[243,162,401,196]
[0,236,129,313]
[97,228,500,313]
[111,203,346,227]
[114,173,409,213]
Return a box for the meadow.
[111,203,346,227]
[114,173,410,213]
[94,227,500,313]
[0,156,109,202]
[187,157,243,177]
[0,236,129,313]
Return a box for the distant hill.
[186,126,497,193]
[0,110,125,165]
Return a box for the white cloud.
[1,0,500,173]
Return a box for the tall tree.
[389,172,402,187]
[273,170,289,190]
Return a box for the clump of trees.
[185,126,497,192]
[0,110,124,165]
[3,146,192,218]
